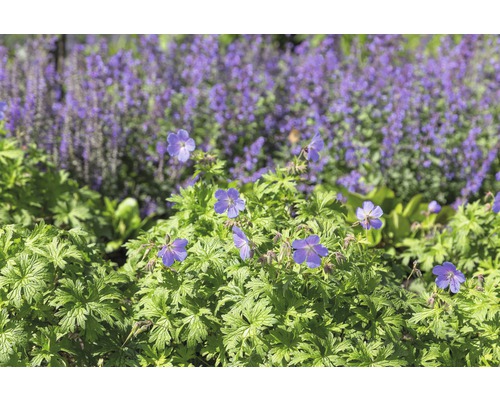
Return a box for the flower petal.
[227,188,240,200]
[157,245,167,258]
[454,270,466,283]
[239,245,252,260]
[371,206,383,218]
[167,143,181,157]
[177,147,190,162]
[227,205,239,218]
[449,277,462,293]
[369,218,383,229]
[435,275,450,290]
[214,199,229,214]
[185,138,196,151]
[177,129,189,141]
[292,239,307,249]
[232,226,248,248]
[172,248,187,262]
[172,238,188,250]
[356,207,366,220]
[362,201,375,214]
[314,244,328,257]
[161,250,175,267]
[307,149,319,162]
[360,219,371,229]
[167,133,179,145]
[293,249,307,264]
[305,252,322,268]
[215,189,228,200]
[442,261,457,271]
[432,265,448,276]
[493,193,500,213]
[306,235,320,246]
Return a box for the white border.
[1,367,497,398]
[0,1,499,33]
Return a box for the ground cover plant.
[1,34,500,367]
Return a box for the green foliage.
[401,199,500,275]
[340,185,454,252]
[0,136,145,253]
[0,222,129,366]
[2,134,500,366]
[119,158,423,366]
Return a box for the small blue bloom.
[157,238,188,267]
[292,235,328,268]
[0,101,6,121]
[306,133,324,162]
[356,201,383,229]
[493,192,500,213]
[496,172,500,181]
[432,262,465,293]
[167,129,195,163]
[232,226,252,260]
[428,200,441,214]
[214,188,245,218]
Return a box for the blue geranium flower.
[306,133,324,162]
[157,238,188,267]
[0,101,7,121]
[232,226,252,260]
[167,129,195,163]
[493,192,500,213]
[292,235,328,268]
[356,201,383,229]
[214,188,245,218]
[428,200,441,214]
[432,262,465,293]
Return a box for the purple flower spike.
[292,235,328,268]
[496,172,500,182]
[232,226,252,260]
[214,188,245,218]
[428,200,441,214]
[493,192,500,213]
[306,133,324,162]
[157,238,188,267]
[356,201,383,230]
[0,101,6,121]
[167,129,196,163]
[432,262,465,293]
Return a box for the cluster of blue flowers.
[153,131,476,294]
[157,133,381,270]
[3,35,500,209]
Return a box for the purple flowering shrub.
[2,35,500,212]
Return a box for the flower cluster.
[1,35,500,211]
